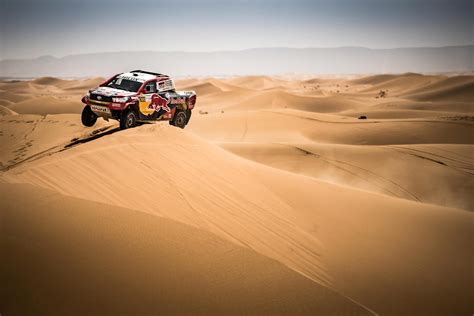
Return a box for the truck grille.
[90,94,112,102]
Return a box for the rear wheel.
[120,110,137,130]
[185,109,192,124]
[81,106,97,127]
[170,110,187,129]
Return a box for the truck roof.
[130,70,170,80]
[130,70,168,77]
[117,70,170,83]
[117,72,155,82]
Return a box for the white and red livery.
[81,70,196,129]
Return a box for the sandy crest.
[2,182,369,315]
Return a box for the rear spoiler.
[130,70,169,78]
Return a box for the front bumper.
[82,96,135,120]
[90,104,113,118]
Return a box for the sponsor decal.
[149,94,170,112]
[119,76,143,82]
[93,87,135,97]
[170,97,185,104]
[138,93,170,115]
[91,105,111,114]
[157,79,174,92]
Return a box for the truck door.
[138,81,157,116]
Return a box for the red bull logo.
[148,94,170,112]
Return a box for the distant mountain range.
[1,46,472,78]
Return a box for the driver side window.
[144,82,157,93]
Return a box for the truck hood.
[91,86,137,97]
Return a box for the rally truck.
[81,70,196,129]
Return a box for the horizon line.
[1,44,473,62]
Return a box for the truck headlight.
[112,96,130,103]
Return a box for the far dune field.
[1,73,473,315]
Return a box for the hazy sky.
[0,0,472,60]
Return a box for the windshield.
[107,77,143,92]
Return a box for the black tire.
[185,109,192,124]
[120,110,137,130]
[81,106,97,127]
[170,110,187,129]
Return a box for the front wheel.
[81,106,97,127]
[170,110,187,129]
[120,110,137,130]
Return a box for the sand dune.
[0,77,106,116]
[0,90,33,103]
[350,73,435,85]
[175,77,202,86]
[221,142,473,210]
[2,123,471,315]
[226,76,291,90]
[0,105,17,116]
[2,125,332,286]
[188,89,258,113]
[340,108,472,119]
[363,99,474,114]
[256,167,472,316]
[1,73,473,314]
[2,182,368,315]
[60,77,106,91]
[0,114,114,170]
[32,76,69,86]
[402,75,474,95]
[182,82,224,95]
[7,96,85,115]
[190,109,473,145]
[349,73,474,103]
[404,76,474,102]
[0,99,13,107]
[31,77,106,91]
[229,90,365,113]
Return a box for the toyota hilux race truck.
[81,70,196,129]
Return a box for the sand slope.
[187,73,473,211]
[190,109,473,145]
[221,142,473,210]
[0,105,17,116]
[404,76,474,102]
[8,96,84,114]
[0,113,115,170]
[2,124,331,287]
[2,122,472,314]
[257,168,473,316]
[2,182,368,315]
[0,77,105,115]
[228,91,366,113]
[356,73,444,95]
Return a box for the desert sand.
[1,73,473,315]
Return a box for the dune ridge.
[2,182,372,315]
[2,125,332,286]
